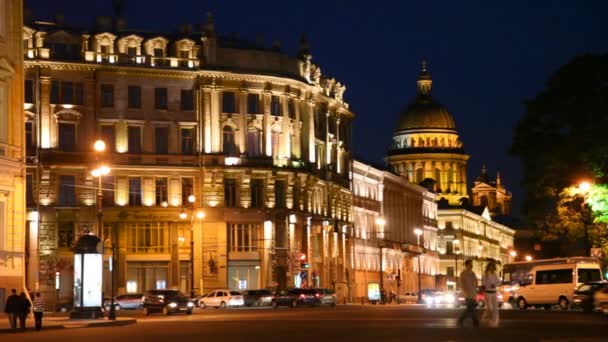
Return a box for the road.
[2,305,607,342]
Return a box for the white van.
[515,260,602,310]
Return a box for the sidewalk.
[0,314,136,333]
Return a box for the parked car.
[312,288,337,306]
[103,293,143,311]
[594,286,608,315]
[397,292,418,304]
[242,289,274,307]
[573,281,608,313]
[273,288,320,308]
[199,290,244,308]
[142,290,194,316]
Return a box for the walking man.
[457,259,479,327]
[32,293,46,331]
[4,289,19,331]
[17,292,31,331]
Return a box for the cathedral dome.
[396,61,456,132]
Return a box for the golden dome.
[396,61,456,131]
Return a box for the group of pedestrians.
[4,289,46,332]
[457,259,500,328]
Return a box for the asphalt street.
[2,305,606,342]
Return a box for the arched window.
[222,126,236,155]
[247,128,262,157]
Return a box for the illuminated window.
[127,223,169,253]
[228,223,260,252]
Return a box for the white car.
[199,290,244,308]
[397,292,418,303]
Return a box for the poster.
[368,282,380,301]
[82,254,102,307]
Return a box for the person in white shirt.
[458,259,479,327]
[482,261,500,327]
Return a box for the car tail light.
[315,293,320,298]
[300,294,305,298]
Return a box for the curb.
[0,318,136,333]
[83,319,137,328]
[0,325,66,334]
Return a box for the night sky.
[25,0,608,216]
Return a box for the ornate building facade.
[24,14,353,306]
[0,0,26,306]
[471,165,512,216]
[387,62,515,289]
[351,160,439,301]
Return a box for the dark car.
[142,290,194,316]
[273,288,320,308]
[242,289,274,307]
[573,281,608,313]
[312,288,337,306]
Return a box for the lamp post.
[414,228,423,303]
[453,239,460,290]
[92,139,117,320]
[509,250,517,262]
[578,181,592,256]
[180,195,204,298]
[375,217,386,298]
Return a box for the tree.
[510,54,608,229]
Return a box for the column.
[210,87,221,153]
[39,76,51,148]
[238,89,247,154]
[281,95,290,159]
[262,91,272,157]
[306,98,315,163]
[293,98,301,159]
[202,86,212,153]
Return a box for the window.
[179,50,189,59]
[24,80,34,103]
[250,179,264,208]
[100,125,115,152]
[275,180,286,208]
[155,88,168,109]
[127,222,169,253]
[247,94,260,114]
[25,121,35,155]
[445,221,453,229]
[229,223,260,252]
[101,84,114,107]
[247,129,261,157]
[129,178,142,206]
[50,80,59,103]
[74,83,84,105]
[61,82,73,104]
[535,269,573,285]
[153,48,163,57]
[57,222,74,248]
[155,127,169,154]
[578,268,602,283]
[26,174,34,206]
[127,47,137,57]
[181,178,193,205]
[128,86,141,108]
[224,179,237,208]
[128,126,142,153]
[222,126,236,155]
[102,176,114,206]
[58,123,76,152]
[271,95,281,116]
[222,92,236,113]
[447,266,454,277]
[181,90,193,111]
[180,128,194,154]
[288,99,295,119]
[155,178,168,205]
[58,175,76,206]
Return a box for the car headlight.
[424,297,434,305]
[444,293,455,304]
[187,302,194,307]
[168,302,178,308]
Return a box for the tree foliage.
[510,54,608,228]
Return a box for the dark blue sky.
[25,0,608,215]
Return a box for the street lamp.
[579,181,591,193]
[414,228,423,303]
[525,255,533,262]
[94,139,106,152]
[180,195,204,298]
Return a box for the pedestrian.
[457,259,479,328]
[4,288,19,331]
[17,292,31,331]
[482,261,500,327]
[32,292,46,331]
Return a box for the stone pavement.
[0,314,136,333]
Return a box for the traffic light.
[300,254,309,269]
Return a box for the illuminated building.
[471,165,512,216]
[387,61,514,289]
[0,0,26,296]
[351,161,439,300]
[24,12,353,306]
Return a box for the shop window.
[229,223,260,252]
